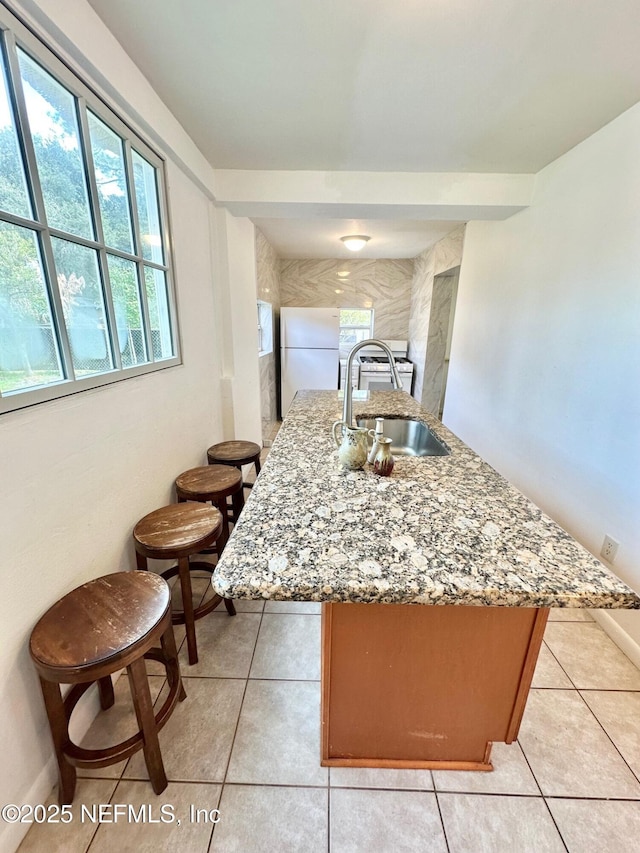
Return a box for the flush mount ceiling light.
[340,235,370,252]
[337,271,350,278]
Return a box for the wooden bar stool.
[207,440,262,492]
[133,502,233,666]
[30,571,185,805]
[175,464,244,551]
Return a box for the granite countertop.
[213,390,639,609]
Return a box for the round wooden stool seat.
[207,440,262,491]
[176,465,244,551]
[176,464,242,502]
[207,440,261,468]
[133,502,221,560]
[30,571,184,805]
[133,502,233,666]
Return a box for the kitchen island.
[213,391,640,769]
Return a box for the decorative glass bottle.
[372,437,394,477]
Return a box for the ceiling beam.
[213,170,534,221]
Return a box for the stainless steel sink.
[356,418,451,457]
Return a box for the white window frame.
[0,4,181,415]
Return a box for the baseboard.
[591,610,640,671]
[0,758,56,853]
[1,671,124,853]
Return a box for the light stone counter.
[213,390,639,609]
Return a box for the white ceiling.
[87,0,640,257]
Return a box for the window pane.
[107,254,147,367]
[339,327,371,349]
[18,49,94,239]
[0,49,31,218]
[132,150,163,263]
[51,237,112,375]
[143,266,173,359]
[88,112,133,253]
[340,308,373,327]
[257,300,273,354]
[0,221,63,392]
[339,308,373,350]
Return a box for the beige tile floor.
[19,602,640,853]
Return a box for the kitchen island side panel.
[321,602,548,769]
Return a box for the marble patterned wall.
[422,269,460,416]
[255,229,281,443]
[279,258,414,343]
[408,226,466,411]
[257,236,462,424]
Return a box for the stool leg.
[224,598,236,616]
[236,463,251,492]
[178,556,198,665]
[254,456,262,477]
[98,676,115,710]
[40,679,76,805]
[136,552,148,570]
[215,498,230,551]
[127,657,167,795]
[231,485,245,524]
[161,622,187,702]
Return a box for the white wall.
[445,104,640,642]
[219,211,263,444]
[0,3,258,851]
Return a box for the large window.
[0,7,179,413]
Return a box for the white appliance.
[339,358,360,391]
[358,339,414,394]
[280,307,340,414]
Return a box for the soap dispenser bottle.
[367,417,385,464]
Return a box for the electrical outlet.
[601,535,619,564]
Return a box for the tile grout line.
[204,783,222,853]
[413,788,640,802]
[221,782,328,789]
[516,726,570,853]
[85,765,127,852]
[327,777,331,853]
[541,637,580,690]
[575,688,640,789]
[543,794,640,802]
[80,782,102,851]
[516,724,549,800]
[209,596,267,847]
[432,787,450,853]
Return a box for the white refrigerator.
[280,307,340,415]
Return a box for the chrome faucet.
[342,339,402,427]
